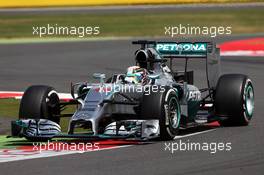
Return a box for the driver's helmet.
[125,66,149,85]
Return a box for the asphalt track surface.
[0,34,263,174]
[0,34,263,92]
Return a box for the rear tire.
[19,85,60,124]
[214,74,254,126]
[141,86,181,140]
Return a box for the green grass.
[0,99,74,132]
[0,99,19,118]
[0,8,263,38]
[0,135,27,149]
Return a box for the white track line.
[0,91,73,100]
[221,50,264,57]
[174,129,216,139]
[0,145,131,163]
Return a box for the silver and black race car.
[11,40,254,141]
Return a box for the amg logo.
[156,43,207,52]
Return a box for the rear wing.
[132,40,221,89]
[155,42,220,89]
[155,42,212,58]
[132,40,215,58]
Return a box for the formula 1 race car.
[11,40,254,141]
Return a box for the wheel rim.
[46,91,60,119]
[245,85,254,118]
[168,97,180,129]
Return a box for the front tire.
[19,85,61,124]
[141,86,181,140]
[214,74,254,126]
